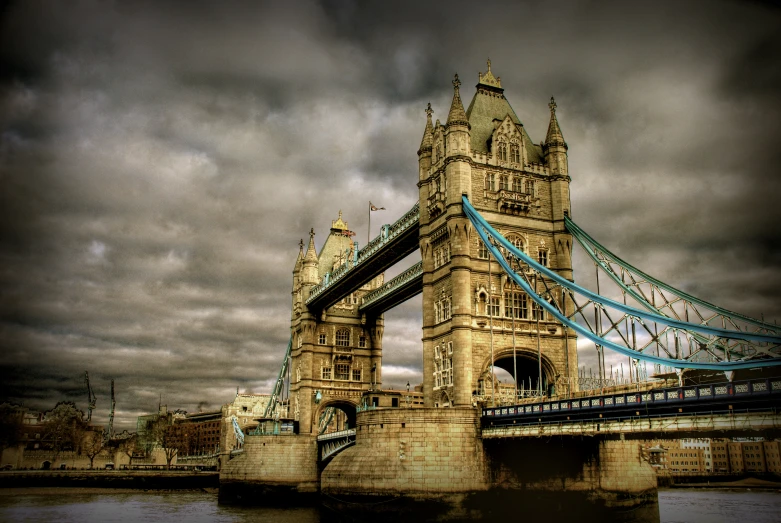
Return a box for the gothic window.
[485,173,495,191]
[538,249,548,267]
[359,336,367,348]
[500,176,509,191]
[489,296,500,317]
[512,176,523,192]
[335,363,350,381]
[318,332,326,345]
[322,366,332,380]
[525,179,536,196]
[478,242,489,260]
[336,329,350,347]
[498,141,508,161]
[510,143,520,163]
[478,292,487,316]
[435,302,442,323]
[507,236,524,253]
[532,301,545,321]
[352,368,362,381]
[503,291,527,319]
[442,298,451,320]
[297,333,303,349]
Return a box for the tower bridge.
[220,60,781,517]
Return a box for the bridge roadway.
[481,377,781,439]
[305,203,420,312]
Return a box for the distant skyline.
[1,1,780,431]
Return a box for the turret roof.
[303,228,318,264]
[446,74,469,127]
[465,60,544,163]
[418,103,434,154]
[544,96,566,148]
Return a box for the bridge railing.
[359,261,422,310]
[316,428,356,442]
[306,202,419,305]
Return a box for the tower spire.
[446,74,468,127]
[304,228,317,263]
[545,96,566,147]
[418,103,434,155]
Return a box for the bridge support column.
[219,434,319,504]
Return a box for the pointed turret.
[301,228,319,285]
[544,96,568,176]
[418,103,434,156]
[293,238,304,275]
[446,74,469,128]
[545,97,566,147]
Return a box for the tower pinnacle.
[446,74,469,127]
[545,96,566,148]
[418,103,434,155]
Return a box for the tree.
[43,402,86,463]
[148,417,186,470]
[117,434,139,466]
[82,430,105,469]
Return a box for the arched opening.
[41,461,51,470]
[481,350,556,399]
[316,400,357,435]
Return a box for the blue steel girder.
[305,203,420,311]
[462,196,781,371]
[359,261,423,316]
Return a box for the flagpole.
[367,201,371,245]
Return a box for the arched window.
[485,173,495,191]
[512,176,523,192]
[336,329,350,347]
[507,236,525,253]
[498,141,508,161]
[525,179,536,196]
[500,175,509,191]
[510,142,520,163]
[478,241,489,260]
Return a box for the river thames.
[0,488,780,522]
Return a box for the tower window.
[525,180,536,196]
[503,291,527,319]
[512,177,523,192]
[352,368,362,381]
[485,173,495,191]
[510,143,520,163]
[322,367,332,380]
[478,242,489,260]
[498,141,508,161]
[538,249,548,267]
[335,363,350,381]
[318,333,326,345]
[359,336,366,348]
[489,296,500,317]
[500,176,509,191]
[336,329,350,347]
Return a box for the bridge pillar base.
[218,434,319,504]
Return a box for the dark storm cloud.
[1,0,779,429]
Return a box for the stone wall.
[322,407,487,496]
[219,433,319,503]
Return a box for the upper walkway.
[305,203,420,312]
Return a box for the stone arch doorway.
[481,348,557,397]
[315,398,357,434]
[432,388,453,408]
[41,461,51,470]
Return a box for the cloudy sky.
[1,1,779,431]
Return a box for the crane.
[106,379,115,441]
[84,371,97,423]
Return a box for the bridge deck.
[306,203,419,311]
[359,261,422,315]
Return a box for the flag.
[370,202,385,211]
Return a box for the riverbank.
[0,471,219,490]
[669,476,781,490]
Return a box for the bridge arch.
[480,347,557,396]
[315,398,358,433]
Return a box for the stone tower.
[418,61,577,407]
[289,213,384,434]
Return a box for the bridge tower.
[290,214,384,434]
[418,61,577,407]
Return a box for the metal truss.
[263,337,292,418]
[462,196,781,371]
[565,216,780,365]
[359,260,422,312]
[318,407,335,435]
